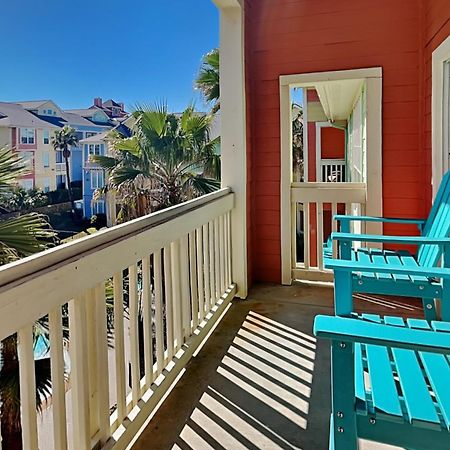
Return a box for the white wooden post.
[216,0,248,298]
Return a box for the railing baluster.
[163,246,174,362]
[171,240,183,350]
[189,231,199,329]
[196,227,205,323]
[226,211,232,286]
[154,251,164,376]
[332,203,338,258]
[18,325,38,450]
[128,263,140,406]
[303,202,310,269]
[214,217,220,302]
[95,281,110,445]
[219,214,226,294]
[49,306,68,450]
[203,224,211,314]
[113,272,126,425]
[142,256,154,388]
[180,235,191,338]
[208,221,215,308]
[69,295,90,449]
[317,202,324,270]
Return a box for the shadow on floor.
[132,282,423,450]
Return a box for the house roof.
[0,102,59,128]
[103,99,121,108]
[12,100,50,109]
[80,131,110,143]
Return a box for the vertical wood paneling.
[180,235,191,338]
[49,306,68,450]
[69,296,90,449]
[128,264,140,405]
[171,240,183,350]
[196,227,205,322]
[142,256,154,387]
[189,231,199,329]
[154,251,164,376]
[219,214,226,294]
[208,221,216,307]
[95,281,110,444]
[113,272,126,424]
[163,246,174,362]
[18,325,38,450]
[203,224,211,312]
[214,217,220,301]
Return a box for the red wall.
[321,128,345,160]
[244,0,450,284]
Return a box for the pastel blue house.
[80,132,109,218]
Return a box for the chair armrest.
[313,315,450,354]
[324,258,450,279]
[333,215,427,226]
[331,232,450,245]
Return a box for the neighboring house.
[0,102,59,192]
[92,97,127,119]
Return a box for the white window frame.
[432,34,450,198]
[19,179,34,191]
[92,200,105,215]
[20,128,35,144]
[43,178,51,193]
[88,144,101,156]
[43,130,50,145]
[85,132,98,139]
[91,170,104,189]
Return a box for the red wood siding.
[321,128,345,160]
[244,0,435,284]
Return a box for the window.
[43,178,51,193]
[43,151,50,168]
[90,170,104,189]
[20,128,35,144]
[85,132,97,138]
[56,150,64,164]
[75,131,84,142]
[88,144,101,156]
[19,151,34,169]
[19,179,34,191]
[56,174,66,189]
[43,130,50,145]
[92,200,105,215]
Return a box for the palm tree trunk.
[0,336,23,450]
[64,154,75,213]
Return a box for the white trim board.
[432,34,450,198]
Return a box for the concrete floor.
[131,282,424,450]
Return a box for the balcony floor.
[132,282,424,450]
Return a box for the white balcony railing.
[319,159,346,182]
[0,188,235,449]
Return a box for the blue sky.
[0,1,219,112]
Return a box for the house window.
[43,151,50,168]
[75,131,84,142]
[43,178,51,193]
[19,179,34,191]
[85,132,98,138]
[19,151,34,170]
[20,128,35,144]
[56,150,64,164]
[92,200,105,215]
[90,170,104,189]
[56,174,66,189]
[88,144,101,156]
[43,130,50,145]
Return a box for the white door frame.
[432,34,450,198]
[280,68,383,285]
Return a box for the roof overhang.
[212,0,241,9]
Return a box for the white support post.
[216,0,248,298]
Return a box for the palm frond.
[0,148,27,194]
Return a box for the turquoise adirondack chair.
[324,170,450,321]
[313,313,450,450]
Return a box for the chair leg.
[330,341,358,450]
[422,298,437,321]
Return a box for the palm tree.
[0,147,57,449]
[292,102,304,182]
[92,105,220,221]
[51,126,79,212]
[195,49,220,114]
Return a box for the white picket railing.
[319,159,346,182]
[0,188,235,449]
[291,182,366,281]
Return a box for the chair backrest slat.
[418,171,450,267]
